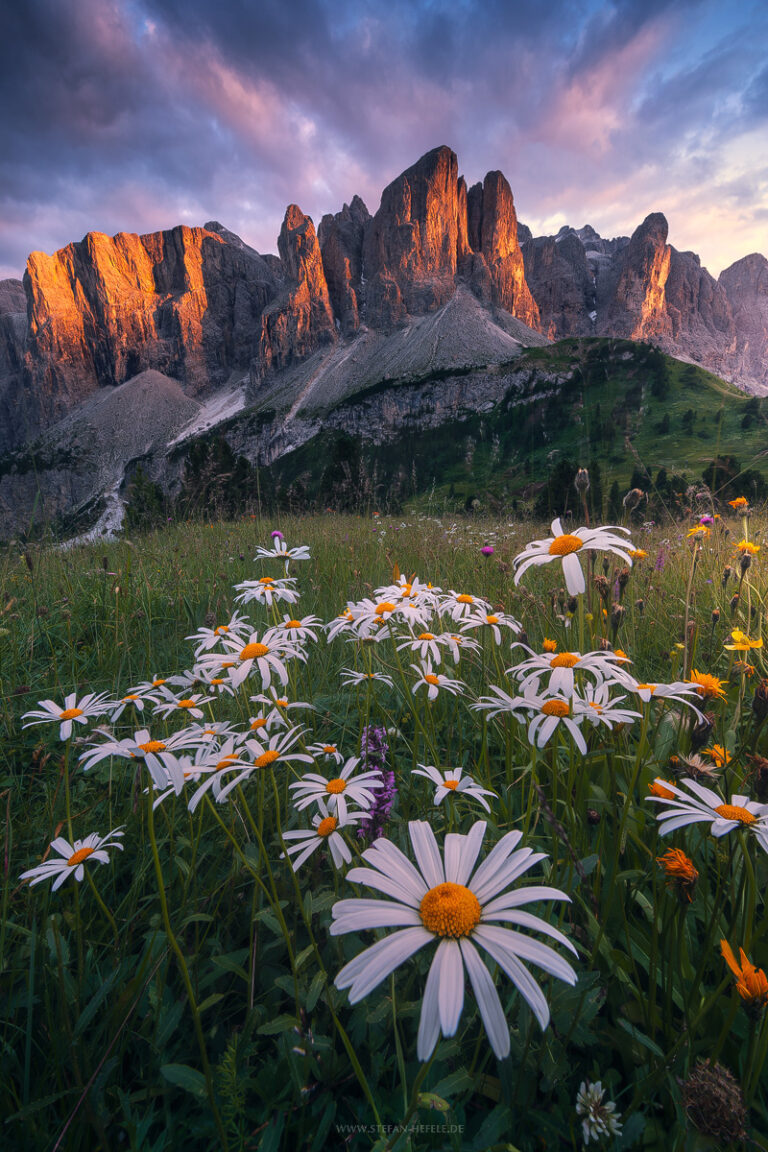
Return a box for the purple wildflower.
[654,547,667,572]
[481,545,495,557]
[271,529,284,539]
[357,725,396,843]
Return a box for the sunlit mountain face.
[0,0,766,281]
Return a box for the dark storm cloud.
[0,0,766,279]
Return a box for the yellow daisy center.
[317,816,338,837]
[59,707,83,720]
[715,804,756,825]
[240,642,269,661]
[425,674,441,686]
[550,653,579,668]
[418,632,435,641]
[322,744,337,754]
[486,615,499,625]
[636,683,657,693]
[326,778,347,794]
[548,533,583,556]
[251,718,267,730]
[443,779,459,790]
[254,750,280,768]
[419,882,482,938]
[375,601,396,615]
[210,678,225,685]
[216,756,240,771]
[152,678,166,686]
[122,694,140,701]
[649,780,676,799]
[286,619,303,628]
[456,594,474,604]
[259,577,275,585]
[176,699,196,708]
[139,740,166,753]
[67,846,94,867]
[215,625,229,634]
[541,700,570,716]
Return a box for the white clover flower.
[513,518,634,596]
[22,691,112,741]
[20,828,125,891]
[411,765,496,813]
[575,1080,623,1145]
[281,800,365,871]
[332,821,577,1060]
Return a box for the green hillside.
[136,338,768,525]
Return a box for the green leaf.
[305,970,326,1013]
[418,1092,450,1113]
[257,1113,285,1152]
[257,1013,299,1036]
[616,1017,665,1059]
[160,1063,207,1099]
[197,992,225,1014]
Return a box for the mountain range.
[0,145,766,538]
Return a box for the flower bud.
[711,608,720,625]
[574,467,590,493]
[635,598,644,615]
[752,679,768,721]
[722,565,733,586]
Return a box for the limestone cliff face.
[12,225,278,448]
[258,206,336,375]
[522,233,593,338]
[599,213,672,340]
[318,195,370,336]
[470,171,540,328]
[720,254,768,391]
[362,145,460,328]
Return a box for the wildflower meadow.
[2,506,768,1150]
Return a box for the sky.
[1,0,767,281]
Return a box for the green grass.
[2,512,768,1150]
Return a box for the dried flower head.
[574,467,590,492]
[675,753,721,781]
[680,1060,747,1142]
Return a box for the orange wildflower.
[542,638,558,653]
[720,940,768,1010]
[728,497,749,510]
[657,848,699,901]
[688,669,727,700]
[703,745,732,768]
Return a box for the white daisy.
[281,800,366,871]
[150,688,214,720]
[107,692,148,722]
[289,756,384,821]
[510,648,628,697]
[248,688,313,728]
[459,608,521,646]
[438,590,492,624]
[199,627,302,690]
[340,668,395,689]
[234,575,301,608]
[188,726,313,812]
[185,611,252,657]
[411,765,497,813]
[275,613,322,644]
[22,691,112,741]
[305,741,345,765]
[332,820,577,1060]
[475,686,589,754]
[325,609,356,642]
[647,777,768,848]
[253,538,311,573]
[574,683,642,731]
[410,662,465,701]
[614,675,705,717]
[20,827,125,891]
[513,518,634,596]
[79,727,200,791]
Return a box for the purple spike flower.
[357,725,396,843]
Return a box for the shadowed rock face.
[720,254,768,390]
[522,233,593,338]
[318,195,370,337]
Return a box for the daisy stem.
[738,832,757,950]
[682,545,698,681]
[84,869,118,944]
[383,1054,435,1152]
[745,1009,768,1103]
[145,783,229,1151]
[390,974,409,1113]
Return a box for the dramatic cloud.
[0,0,766,279]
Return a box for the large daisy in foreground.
[513,518,634,596]
[331,821,577,1060]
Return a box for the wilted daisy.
[234,575,300,608]
[20,828,125,891]
[647,777,768,849]
[22,691,112,740]
[281,800,365,871]
[289,756,384,821]
[513,518,634,597]
[332,820,577,1060]
[411,662,465,701]
[411,765,496,813]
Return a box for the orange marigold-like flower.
[729,497,749,510]
[688,669,727,700]
[734,540,760,556]
[542,638,558,653]
[720,940,768,1010]
[703,745,732,768]
[657,848,699,901]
